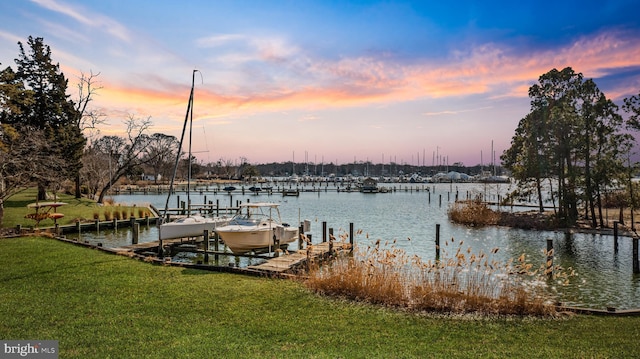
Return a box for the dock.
[247,241,350,274]
[104,235,351,276]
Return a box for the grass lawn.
[1,237,639,358]
[2,188,152,229]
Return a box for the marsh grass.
[448,199,500,226]
[306,237,569,317]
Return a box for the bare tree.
[0,125,65,225]
[74,70,106,143]
[91,115,172,203]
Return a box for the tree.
[143,133,179,183]
[92,115,167,203]
[11,36,86,200]
[503,67,632,227]
[0,125,65,225]
[72,70,105,197]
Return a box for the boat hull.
[216,225,298,254]
[159,216,229,240]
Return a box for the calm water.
[69,182,640,310]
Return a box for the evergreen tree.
[11,36,86,200]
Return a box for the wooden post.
[203,229,210,263]
[145,214,150,227]
[349,222,354,253]
[75,221,81,234]
[158,239,163,257]
[439,194,442,207]
[214,231,219,265]
[435,224,440,261]
[546,239,554,277]
[322,221,327,243]
[216,199,220,217]
[633,236,639,274]
[614,221,619,252]
[95,219,100,231]
[180,201,185,215]
[132,223,139,244]
[113,218,118,229]
[298,224,304,250]
[428,191,431,204]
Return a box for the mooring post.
[349,222,354,253]
[428,191,431,204]
[633,236,639,274]
[113,218,117,230]
[214,231,219,265]
[203,229,210,263]
[180,201,185,215]
[435,224,440,261]
[158,239,163,257]
[94,219,99,232]
[546,239,554,277]
[322,221,327,243]
[439,194,442,207]
[614,221,619,252]
[132,223,139,244]
[176,195,180,210]
[298,224,304,250]
[75,221,81,234]
[130,216,136,230]
[145,214,149,227]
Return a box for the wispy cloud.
[30,0,131,42]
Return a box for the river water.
[68,182,640,310]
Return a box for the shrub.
[448,199,500,226]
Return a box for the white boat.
[158,70,228,240]
[215,202,298,254]
[159,215,229,240]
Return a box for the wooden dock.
[247,241,350,274]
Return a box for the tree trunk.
[37,183,47,201]
[75,173,81,198]
[536,177,544,213]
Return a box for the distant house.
[360,177,379,193]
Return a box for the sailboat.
[159,70,228,240]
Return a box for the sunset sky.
[1,0,639,167]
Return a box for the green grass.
[2,188,151,229]
[1,237,640,358]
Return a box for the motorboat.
[159,215,229,240]
[215,202,298,254]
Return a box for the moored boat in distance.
[215,202,298,254]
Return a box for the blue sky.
[1,0,639,167]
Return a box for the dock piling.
[435,224,440,261]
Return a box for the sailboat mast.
[187,70,196,215]
[162,70,196,220]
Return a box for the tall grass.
[305,238,570,316]
[448,199,500,226]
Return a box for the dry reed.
[305,238,569,317]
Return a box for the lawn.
[2,188,152,229]
[1,236,639,358]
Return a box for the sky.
[1,0,640,168]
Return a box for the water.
[68,182,640,310]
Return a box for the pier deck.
[247,241,350,273]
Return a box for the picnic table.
[25,202,67,227]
